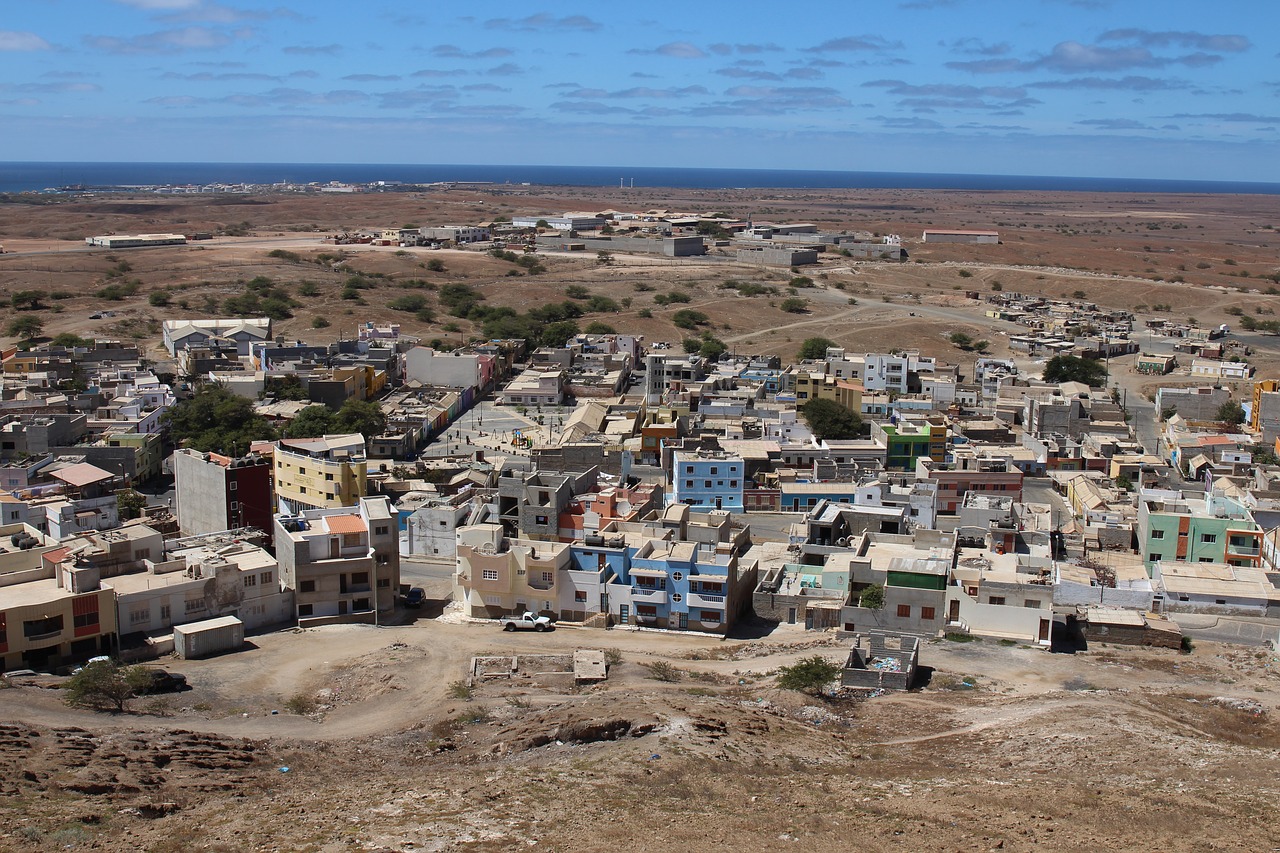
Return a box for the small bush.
[644,661,683,682]
[447,680,473,700]
[603,648,623,668]
[284,693,316,715]
[311,317,330,329]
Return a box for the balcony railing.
[689,592,725,607]
[632,587,667,602]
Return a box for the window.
[482,569,499,581]
[378,578,390,588]
[1024,600,1041,609]
[685,465,693,474]
[229,501,239,511]
[184,599,205,614]
[244,573,257,587]
[685,480,694,488]
[354,598,370,611]
[541,572,553,584]
[1148,553,1163,562]
[988,596,1006,606]
[730,481,738,488]
[375,525,389,536]
[229,480,238,492]
[160,605,170,622]
[700,611,721,623]
[261,572,272,585]
[920,607,936,621]
[1198,557,1213,563]
[535,515,548,526]
[298,604,313,617]
[24,615,63,637]
[710,467,718,475]
[300,580,316,593]
[325,473,334,481]
[704,480,712,488]
[1150,529,1165,540]
[1200,533,1217,544]
[574,591,587,602]
[352,572,369,585]
[896,604,911,618]
[129,609,149,625]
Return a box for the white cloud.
[0,30,51,51]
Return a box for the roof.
[324,514,367,535]
[49,462,114,488]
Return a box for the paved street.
[1173,613,1280,648]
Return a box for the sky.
[0,0,1275,180]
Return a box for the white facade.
[404,347,484,389]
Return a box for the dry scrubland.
[1,187,1279,371]
[2,187,1280,850]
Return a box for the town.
[3,208,1277,675]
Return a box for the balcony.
[689,592,726,608]
[632,586,668,604]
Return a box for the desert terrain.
[2,616,1280,852]
[2,186,1280,851]
[1,187,1278,376]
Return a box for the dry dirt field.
[2,187,1279,372]
[2,618,1280,852]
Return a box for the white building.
[162,318,272,357]
[403,346,487,389]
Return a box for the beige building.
[274,496,399,625]
[272,434,368,515]
[0,522,117,671]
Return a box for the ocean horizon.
[0,161,1277,196]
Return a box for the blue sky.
[0,0,1275,179]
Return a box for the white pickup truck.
[501,612,553,632]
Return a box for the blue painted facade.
[670,452,745,512]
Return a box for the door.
[715,497,723,510]
[618,604,629,625]
[804,611,814,630]
[338,601,348,615]
[329,537,340,559]
[948,598,960,622]
[1039,619,1051,642]
[787,607,797,625]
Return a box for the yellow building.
[793,370,864,413]
[1251,379,1280,432]
[272,434,367,515]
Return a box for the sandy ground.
[3,614,1280,851]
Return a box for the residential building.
[420,226,490,243]
[273,496,400,624]
[173,448,274,540]
[0,523,117,672]
[501,368,565,406]
[872,419,947,471]
[162,318,271,357]
[916,448,1023,515]
[832,529,956,635]
[1137,489,1260,572]
[670,450,745,512]
[1152,560,1280,616]
[272,434,368,515]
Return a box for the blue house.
[670,450,745,512]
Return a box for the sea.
[0,161,1277,195]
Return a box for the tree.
[63,660,151,713]
[6,315,44,343]
[697,335,727,361]
[283,405,336,438]
[540,320,580,348]
[800,398,863,441]
[164,385,277,453]
[584,321,617,335]
[858,583,886,610]
[333,399,387,438]
[535,219,550,229]
[596,250,614,266]
[672,309,709,329]
[797,337,838,361]
[1041,354,1108,387]
[148,290,172,307]
[116,489,147,520]
[426,258,446,272]
[949,331,973,350]
[780,297,809,314]
[973,340,990,354]
[776,656,842,695]
[51,332,92,348]
[1217,400,1246,425]
[11,290,43,310]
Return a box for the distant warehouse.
[85,233,187,249]
[921,229,999,244]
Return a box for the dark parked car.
[135,669,188,694]
[404,587,426,608]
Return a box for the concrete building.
[833,529,956,636]
[106,537,290,636]
[735,246,819,266]
[86,233,186,248]
[1152,560,1280,616]
[273,496,399,625]
[1137,489,1260,572]
[513,214,606,231]
[917,449,1023,515]
[671,450,745,512]
[501,368,565,406]
[921,229,999,244]
[0,522,117,672]
[162,318,271,357]
[400,488,477,559]
[420,226,490,243]
[272,434,368,515]
[173,449,274,540]
[403,347,496,391]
